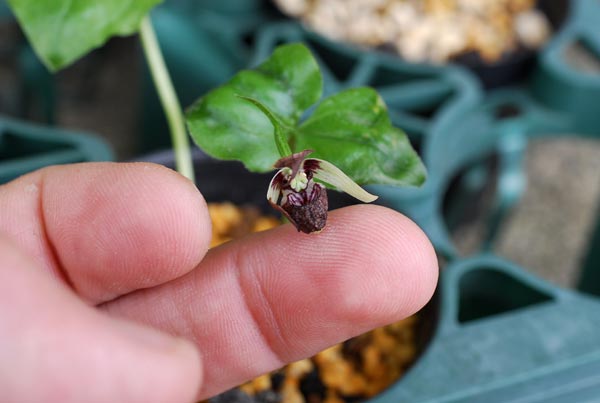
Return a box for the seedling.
[186,44,426,232]
[7,2,425,232]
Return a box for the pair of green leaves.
[186,44,426,187]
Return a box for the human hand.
[0,163,437,403]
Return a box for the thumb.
[0,235,202,403]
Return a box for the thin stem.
[139,16,195,181]
[273,124,293,157]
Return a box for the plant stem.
[273,124,293,157]
[139,16,195,181]
[234,95,292,157]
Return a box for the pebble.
[273,0,552,64]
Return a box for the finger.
[104,205,438,399]
[0,162,211,304]
[0,234,202,403]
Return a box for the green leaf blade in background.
[7,0,162,71]
[296,87,426,187]
[186,43,322,172]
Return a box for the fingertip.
[355,205,438,322]
[127,162,212,281]
[224,204,439,362]
[368,205,439,314]
[322,204,438,324]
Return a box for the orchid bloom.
[267,150,378,233]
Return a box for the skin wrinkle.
[45,166,124,301]
[197,245,285,396]
[235,244,288,366]
[37,170,76,290]
[0,171,67,284]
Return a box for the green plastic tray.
[371,255,600,403]
[0,116,114,184]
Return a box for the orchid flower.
[267,150,378,234]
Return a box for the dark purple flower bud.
[281,181,328,234]
[267,150,377,234]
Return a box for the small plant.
[186,43,426,232]
[6,1,426,233]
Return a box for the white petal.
[311,159,378,203]
[267,169,286,203]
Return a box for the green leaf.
[186,44,425,187]
[186,43,322,172]
[7,0,162,71]
[295,87,426,187]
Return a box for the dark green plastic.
[371,255,600,402]
[170,0,266,15]
[578,204,600,297]
[0,0,56,123]
[532,0,600,136]
[372,88,572,259]
[0,116,114,184]
[0,0,10,19]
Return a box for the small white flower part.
[267,150,378,233]
[290,171,309,192]
[311,159,378,203]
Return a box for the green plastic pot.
[0,116,114,184]
[532,0,600,136]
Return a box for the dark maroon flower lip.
[267,150,378,233]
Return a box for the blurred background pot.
[271,0,570,89]
[0,116,113,184]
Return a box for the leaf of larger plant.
[295,87,426,187]
[186,43,322,172]
[7,0,162,71]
